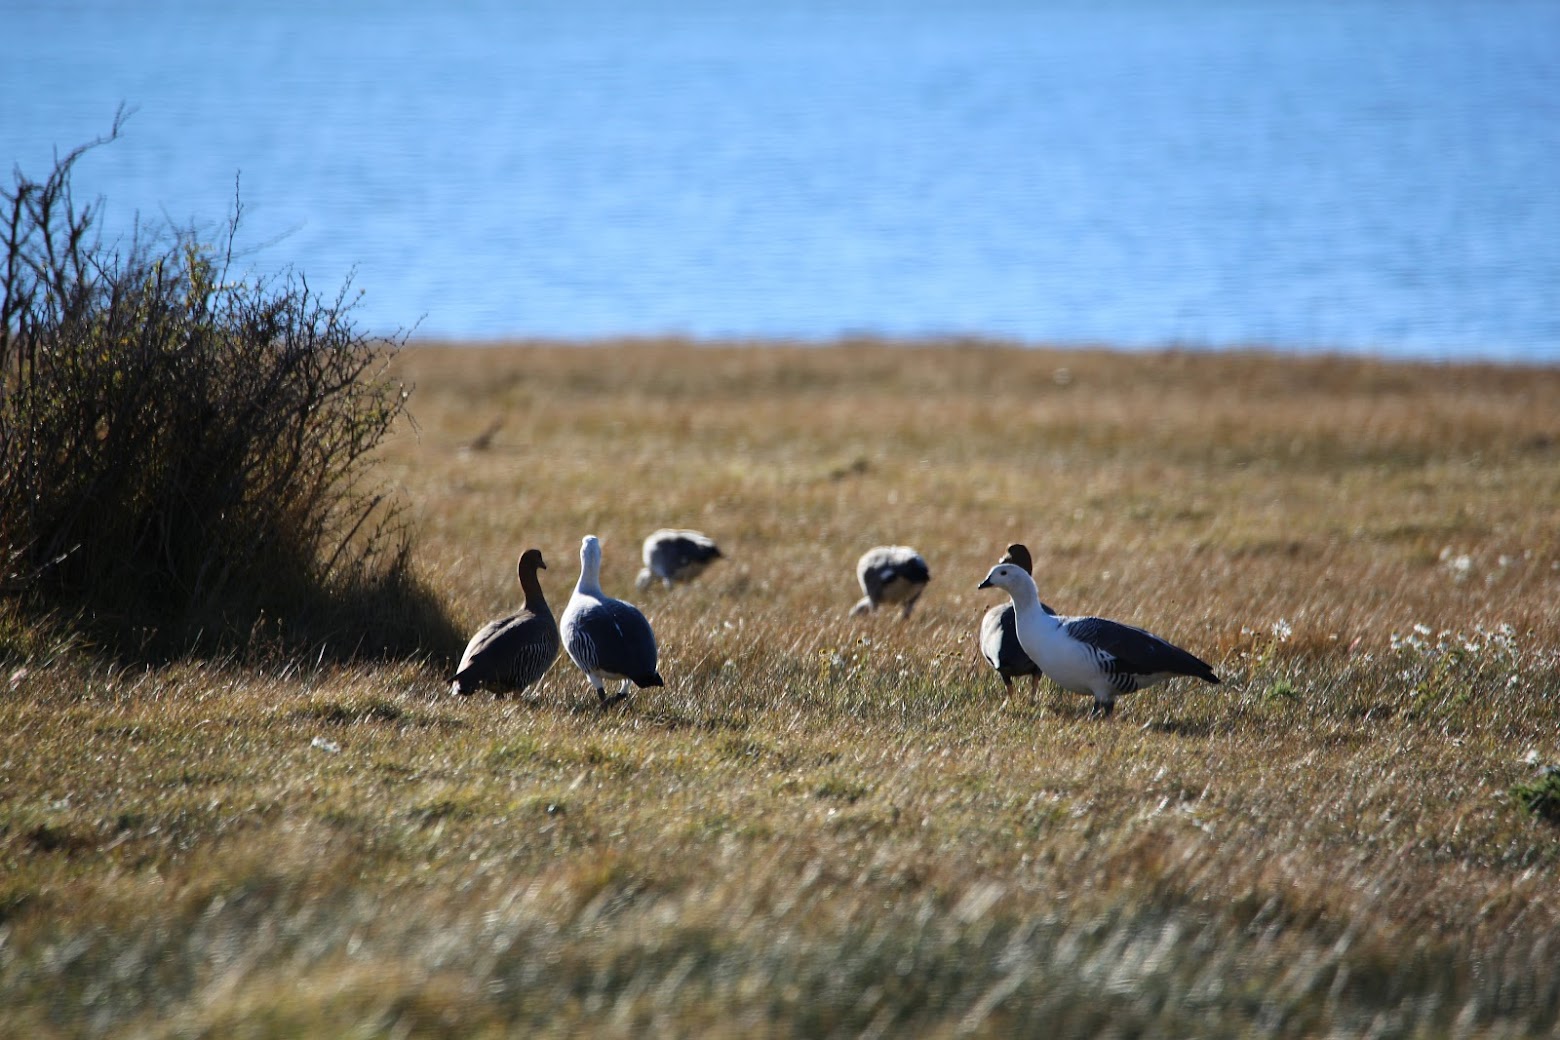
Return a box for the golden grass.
[2,340,1558,1037]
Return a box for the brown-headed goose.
[450,547,560,697]
[561,535,664,709]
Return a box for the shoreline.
[402,334,1560,371]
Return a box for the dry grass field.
[3,340,1559,1037]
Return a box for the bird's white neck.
[576,538,605,597]
[1007,573,1061,630]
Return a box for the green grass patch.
[1514,769,1560,825]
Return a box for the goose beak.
[977,577,993,590]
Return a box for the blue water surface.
[6,0,1559,360]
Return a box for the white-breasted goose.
[560,535,664,709]
[450,547,560,697]
[850,545,931,619]
[978,543,1056,693]
[978,562,1219,718]
[636,528,724,590]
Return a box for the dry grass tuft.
[2,341,1558,1037]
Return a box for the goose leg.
[602,679,633,708]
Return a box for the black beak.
[977,578,993,590]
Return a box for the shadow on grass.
[1,561,467,673]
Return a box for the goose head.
[978,563,1032,594]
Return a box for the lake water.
[7,0,1560,361]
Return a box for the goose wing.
[454,610,560,687]
[1062,616,1218,683]
[865,559,928,596]
[568,598,659,681]
[653,533,722,579]
[889,554,930,586]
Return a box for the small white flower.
[1271,619,1293,642]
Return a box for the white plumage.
[978,562,1219,717]
[560,535,664,709]
[850,545,931,618]
[636,528,724,590]
[978,543,1049,693]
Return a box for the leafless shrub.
[1,115,457,659]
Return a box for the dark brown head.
[999,543,1033,575]
[517,547,547,578]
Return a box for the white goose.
[978,562,1219,717]
[560,535,664,709]
[978,543,1052,693]
[636,528,724,590]
[850,545,931,619]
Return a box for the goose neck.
[575,555,604,598]
[1009,578,1053,619]
[519,565,550,613]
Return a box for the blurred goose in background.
[636,528,724,590]
[850,545,931,618]
[978,562,1219,718]
[978,543,1057,693]
[561,535,664,709]
[450,548,559,697]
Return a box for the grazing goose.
[560,535,664,709]
[636,528,724,590]
[450,548,560,697]
[850,545,931,619]
[978,562,1219,718]
[978,544,1057,693]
